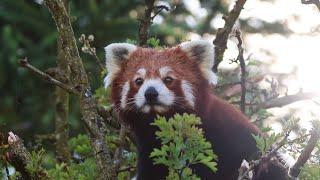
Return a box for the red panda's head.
[104,40,217,114]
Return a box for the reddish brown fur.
[109,46,288,180]
[110,47,204,111]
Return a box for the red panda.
[104,40,288,180]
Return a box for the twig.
[287,133,311,145]
[79,34,105,71]
[238,132,291,180]
[19,57,77,94]
[289,122,320,178]
[213,0,247,72]
[151,5,169,19]
[138,0,156,46]
[116,165,136,173]
[301,0,320,11]
[35,134,56,142]
[90,49,105,71]
[235,30,246,113]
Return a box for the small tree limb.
[238,132,291,180]
[289,122,320,178]
[138,0,156,46]
[213,0,247,72]
[259,92,320,109]
[19,58,77,94]
[235,30,247,113]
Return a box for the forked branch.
[19,57,77,94]
[213,0,247,72]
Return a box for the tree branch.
[79,34,105,71]
[235,30,247,113]
[220,74,265,98]
[238,132,291,180]
[138,0,156,46]
[54,0,71,163]
[289,121,320,178]
[213,0,247,72]
[97,106,121,129]
[43,0,116,178]
[259,91,320,109]
[19,58,77,94]
[301,0,320,11]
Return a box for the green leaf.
[150,113,218,179]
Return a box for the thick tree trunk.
[55,39,71,162]
[54,0,71,163]
[44,0,116,179]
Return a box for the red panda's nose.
[144,87,159,103]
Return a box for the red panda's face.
[104,40,217,114]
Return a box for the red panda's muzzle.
[144,87,159,105]
[132,78,175,114]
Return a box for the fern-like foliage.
[150,113,218,180]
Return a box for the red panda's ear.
[180,40,218,85]
[104,43,137,87]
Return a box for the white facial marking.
[137,68,146,77]
[181,80,195,108]
[104,74,112,88]
[134,68,147,80]
[154,105,167,113]
[159,66,172,78]
[120,81,130,109]
[134,79,175,109]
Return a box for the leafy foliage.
[147,37,161,48]
[299,165,320,180]
[252,132,280,155]
[68,134,92,157]
[26,148,46,178]
[150,114,218,180]
[47,158,96,180]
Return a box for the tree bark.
[54,0,71,163]
[44,0,116,179]
[138,0,156,46]
[7,132,48,180]
[213,0,247,72]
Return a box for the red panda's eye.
[135,78,144,86]
[163,76,173,84]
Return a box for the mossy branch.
[43,0,116,179]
